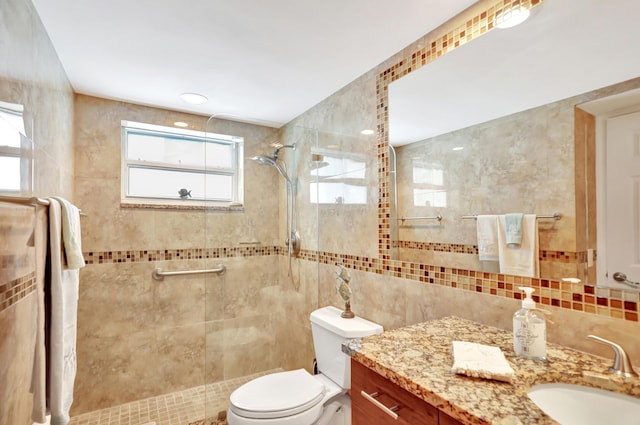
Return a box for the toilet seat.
[229,369,326,419]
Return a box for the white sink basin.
[528,383,640,425]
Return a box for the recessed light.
[360,129,375,135]
[452,146,464,151]
[180,93,208,104]
[495,5,530,29]
[174,121,189,127]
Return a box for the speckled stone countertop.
[351,316,640,425]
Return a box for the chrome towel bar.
[461,212,561,220]
[152,264,226,280]
[0,195,87,216]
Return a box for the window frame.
[121,120,244,209]
[0,101,32,195]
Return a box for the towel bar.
[0,195,87,216]
[462,212,561,220]
[152,264,226,280]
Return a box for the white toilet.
[227,306,383,425]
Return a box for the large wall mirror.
[384,0,640,289]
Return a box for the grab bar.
[398,214,442,223]
[152,264,226,280]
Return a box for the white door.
[603,111,640,289]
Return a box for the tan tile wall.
[1,0,75,422]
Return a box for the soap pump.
[513,287,546,360]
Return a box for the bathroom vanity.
[352,359,461,425]
[350,317,640,424]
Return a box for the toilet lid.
[230,369,326,419]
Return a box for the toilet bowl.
[227,306,383,425]
[227,370,344,425]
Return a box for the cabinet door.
[439,410,464,425]
[351,359,439,425]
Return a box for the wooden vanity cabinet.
[351,359,463,425]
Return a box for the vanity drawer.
[351,359,439,425]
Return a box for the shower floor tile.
[69,369,281,425]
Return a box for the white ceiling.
[389,0,640,145]
[30,0,478,127]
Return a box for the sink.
[528,383,640,425]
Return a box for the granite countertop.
[350,316,640,425]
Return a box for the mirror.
[386,0,640,285]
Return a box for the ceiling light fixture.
[179,92,208,104]
[360,129,375,135]
[174,121,189,127]
[495,4,530,29]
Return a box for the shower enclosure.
[70,108,323,425]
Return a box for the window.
[412,160,447,207]
[310,152,367,205]
[121,121,244,207]
[0,101,31,194]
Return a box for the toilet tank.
[310,306,383,389]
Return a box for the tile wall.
[1,0,75,423]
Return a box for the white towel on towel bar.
[476,215,499,261]
[47,198,80,425]
[497,214,539,278]
[51,196,85,269]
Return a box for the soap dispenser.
[513,287,546,360]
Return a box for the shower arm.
[273,144,296,160]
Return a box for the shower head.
[252,154,277,167]
[251,154,291,183]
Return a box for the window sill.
[120,199,244,212]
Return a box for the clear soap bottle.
[513,287,546,360]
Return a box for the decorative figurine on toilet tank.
[335,265,355,318]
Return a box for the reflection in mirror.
[579,89,640,290]
[386,0,640,287]
[310,150,368,205]
[0,101,32,195]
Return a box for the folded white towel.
[48,198,80,425]
[476,215,499,261]
[497,214,539,278]
[50,196,85,269]
[451,341,515,383]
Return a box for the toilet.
[227,306,383,425]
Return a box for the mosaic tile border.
[80,245,638,322]
[83,246,284,265]
[320,252,639,323]
[396,240,587,265]
[0,271,36,313]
